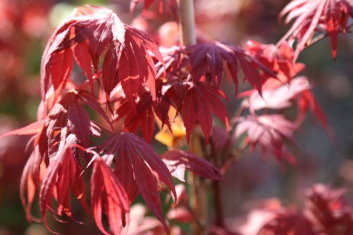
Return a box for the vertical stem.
[177,0,202,233]
[212,180,224,227]
[177,0,196,46]
[189,134,207,234]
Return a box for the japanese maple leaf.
[100,132,176,232]
[161,150,221,181]
[41,6,162,103]
[40,91,102,151]
[91,157,129,235]
[279,0,353,59]
[245,77,311,112]
[20,146,44,222]
[114,88,170,142]
[245,40,305,82]
[259,210,316,235]
[156,46,188,81]
[39,141,86,233]
[235,114,297,164]
[296,90,329,129]
[240,77,329,131]
[305,184,353,234]
[186,42,275,92]
[166,81,229,142]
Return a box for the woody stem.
[177,0,196,46]
[178,1,209,233]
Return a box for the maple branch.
[189,133,208,234]
[177,0,196,46]
[177,0,206,233]
[212,180,224,227]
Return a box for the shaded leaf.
[179,82,229,142]
[305,184,353,234]
[39,146,86,233]
[235,115,297,164]
[186,42,275,92]
[259,210,315,235]
[245,40,305,82]
[100,132,176,232]
[161,150,221,180]
[20,147,44,222]
[115,89,156,142]
[91,157,129,235]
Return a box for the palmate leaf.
[305,184,353,234]
[45,91,100,148]
[156,42,276,142]
[100,132,176,232]
[259,210,316,235]
[186,42,275,92]
[279,0,353,59]
[115,90,156,142]
[244,77,311,112]
[41,6,161,103]
[258,184,353,234]
[245,40,305,83]
[178,82,229,142]
[114,87,170,142]
[235,114,297,164]
[240,76,329,131]
[161,79,229,142]
[18,91,106,225]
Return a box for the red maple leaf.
[239,77,329,132]
[259,210,316,235]
[245,40,305,83]
[305,184,353,234]
[20,146,44,222]
[244,77,311,112]
[235,114,297,164]
[41,6,161,104]
[114,88,170,142]
[39,141,86,233]
[91,157,129,235]
[186,42,275,92]
[296,90,329,130]
[178,82,229,142]
[100,132,176,232]
[9,91,107,224]
[279,0,353,59]
[41,91,103,150]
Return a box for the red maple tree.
[1,0,353,234]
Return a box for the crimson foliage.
[1,0,353,234]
